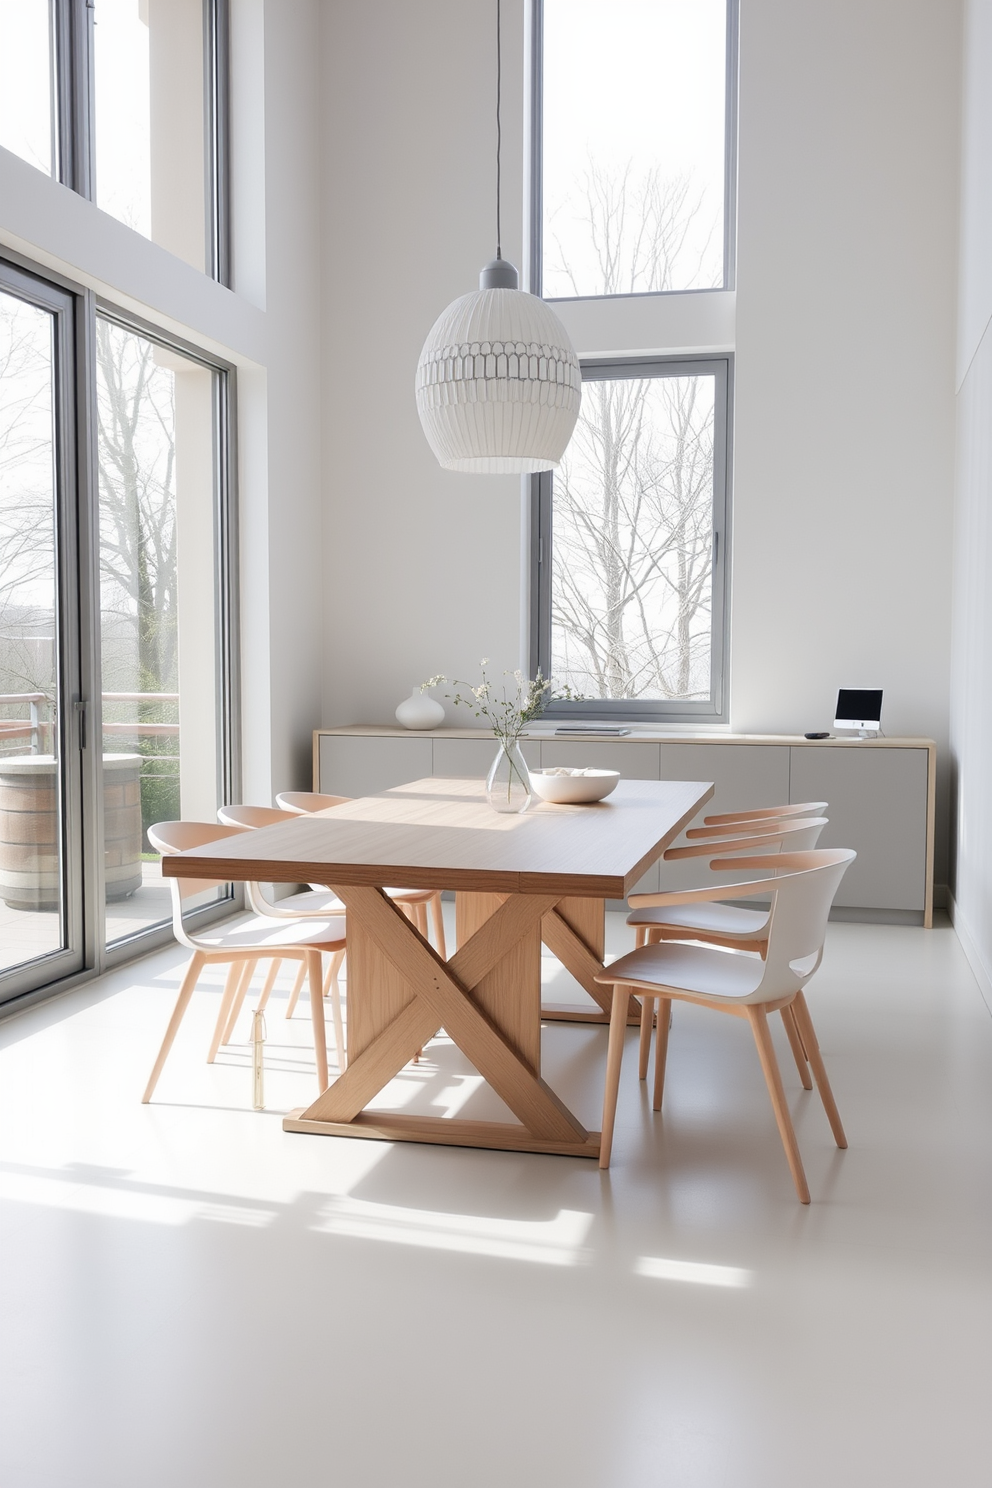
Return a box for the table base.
[283,1108,601,1158]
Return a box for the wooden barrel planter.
[0,753,143,910]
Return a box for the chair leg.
[208,960,252,1061]
[638,996,654,1080]
[142,951,206,1103]
[255,958,281,1015]
[652,997,671,1112]
[413,902,429,937]
[430,892,447,959]
[634,927,647,949]
[747,1005,810,1203]
[220,957,256,1048]
[599,984,630,1169]
[208,961,243,1060]
[782,1004,813,1090]
[792,992,847,1149]
[323,949,345,996]
[285,961,306,1018]
[306,949,329,1093]
[325,953,346,1072]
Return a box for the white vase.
[395,688,445,730]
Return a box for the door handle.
[73,699,88,751]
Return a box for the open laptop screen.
[835,689,882,730]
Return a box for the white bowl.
[529,768,620,804]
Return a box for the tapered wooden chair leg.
[143,951,206,1103]
[747,1005,810,1203]
[208,961,243,1058]
[430,893,447,959]
[306,949,329,1092]
[323,949,345,996]
[326,956,346,1072]
[220,957,256,1047]
[792,992,847,1148]
[782,1004,813,1090]
[600,985,631,1169]
[285,961,306,1018]
[652,997,671,1111]
[635,927,647,949]
[638,995,654,1080]
[208,960,252,1061]
[255,958,281,1015]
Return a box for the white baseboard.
[947,891,992,1016]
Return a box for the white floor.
[1,912,991,1487]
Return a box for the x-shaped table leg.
[540,902,642,1026]
[284,886,601,1158]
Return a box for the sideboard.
[313,728,937,926]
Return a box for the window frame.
[39,0,232,284]
[528,0,739,303]
[530,354,732,725]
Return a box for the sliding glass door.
[96,315,231,947]
[0,264,83,991]
[0,255,237,1009]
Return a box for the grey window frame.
[529,0,739,302]
[0,246,241,1014]
[36,0,231,284]
[530,354,732,724]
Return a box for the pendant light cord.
[496,0,502,260]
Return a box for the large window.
[531,2,735,721]
[532,359,730,722]
[0,253,238,1008]
[0,1,229,280]
[534,0,736,299]
[0,1,57,178]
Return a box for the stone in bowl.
[529,767,621,804]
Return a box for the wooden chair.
[700,799,827,829]
[629,814,829,949]
[142,822,347,1104]
[596,847,856,1202]
[215,805,348,1036]
[627,815,828,1094]
[273,790,447,957]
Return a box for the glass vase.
[486,739,533,814]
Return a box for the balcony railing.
[0,692,180,755]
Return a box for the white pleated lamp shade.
[416,261,582,474]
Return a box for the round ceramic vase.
[395,688,445,730]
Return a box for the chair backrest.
[666,816,827,862]
[148,820,248,948]
[702,800,828,829]
[275,790,352,814]
[716,849,855,1001]
[218,804,296,829]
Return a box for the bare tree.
[0,295,58,724]
[96,319,178,705]
[546,158,720,299]
[546,166,717,701]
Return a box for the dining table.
[161,775,714,1160]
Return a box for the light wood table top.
[162,776,714,899]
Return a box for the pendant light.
[416,0,581,474]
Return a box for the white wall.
[320,0,961,885]
[733,0,961,884]
[950,0,992,1001]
